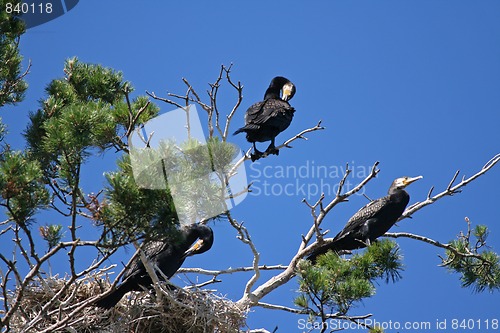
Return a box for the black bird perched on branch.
[95,223,214,309]
[233,76,296,161]
[307,176,423,262]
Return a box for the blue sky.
[2,1,500,331]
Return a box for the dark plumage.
[95,223,214,309]
[308,176,423,262]
[234,76,296,161]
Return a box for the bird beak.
[282,83,295,102]
[182,239,203,259]
[405,175,423,185]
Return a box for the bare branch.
[178,265,287,276]
[208,65,225,138]
[447,170,461,193]
[302,194,328,241]
[279,120,325,150]
[222,66,244,140]
[384,232,452,250]
[257,302,308,314]
[146,90,184,109]
[226,211,262,300]
[334,313,373,320]
[336,163,352,197]
[399,153,500,220]
[300,161,380,251]
[125,100,151,137]
[235,162,380,310]
[384,231,486,262]
[184,276,222,289]
[362,193,373,202]
[183,78,211,112]
[146,66,243,142]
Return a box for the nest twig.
[7,272,246,333]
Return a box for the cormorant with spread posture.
[307,176,422,262]
[96,223,214,309]
[233,76,296,161]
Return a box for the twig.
[184,276,222,289]
[256,302,308,314]
[146,90,184,109]
[229,122,324,178]
[208,65,225,138]
[183,78,211,112]
[22,250,117,332]
[302,194,328,241]
[222,65,244,140]
[278,120,325,150]
[245,120,325,161]
[399,153,500,220]
[178,265,287,276]
[0,59,31,103]
[383,232,486,262]
[226,211,261,300]
[300,161,380,251]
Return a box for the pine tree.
[0,0,27,108]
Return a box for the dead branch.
[256,302,309,314]
[235,162,380,310]
[178,265,287,276]
[225,211,262,303]
[146,64,243,142]
[208,65,226,138]
[146,90,184,110]
[300,161,380,251]
[183,276,222,289]
[222,65,244,140]
[384,231,487,263]
[399,153,500,220]
[279,120,325,150]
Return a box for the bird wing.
[333,195,391,241]
[308,197,390,262]
[122,241,167,281]
[244,99,295,128]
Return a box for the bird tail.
[233,127,246,135]
[306,240,343,263]
[308,235,368,263]
[95,282,131,309]
[306,247,330,264]
[233,124,261,136]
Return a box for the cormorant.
[95,223,214,309]
[233,76,296,161]
[307,176,422,262]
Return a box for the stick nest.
[7,273,247,333]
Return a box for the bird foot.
[265,146,279,156]
[250,150,264,162]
